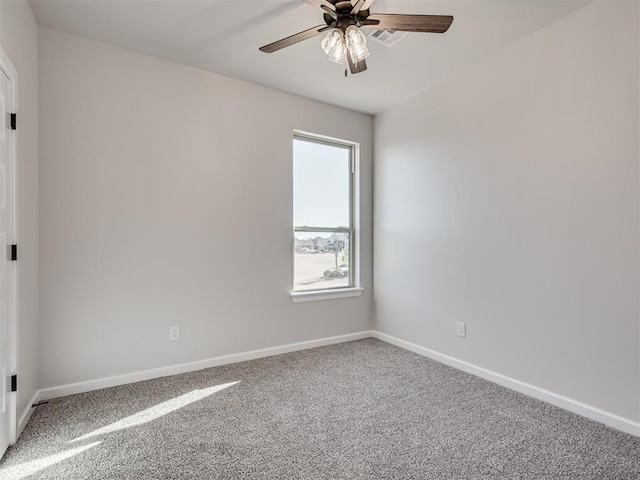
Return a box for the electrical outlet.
[169,326,180,341]
[456,322,466,338]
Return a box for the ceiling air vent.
[365,29,408,47]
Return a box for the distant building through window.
[293,133,357,292]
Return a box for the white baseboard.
[35,331,374,403]
[25,329,639,441]
[15,391,38,442]
[372,331,640,437]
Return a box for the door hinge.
[10,244,17,261]
[10,113,16,131]
[10,375,17,393]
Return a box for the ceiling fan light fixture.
[259,0,454,76]
[321,28,347,64]
[345,25,369,64]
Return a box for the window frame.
[291,131,363,302]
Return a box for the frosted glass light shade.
[345,25,369,64]
[321,28,347,64]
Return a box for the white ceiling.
[28,0,591,115]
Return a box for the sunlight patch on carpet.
[70,381,240,443]
[0,441,102,480]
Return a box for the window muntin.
[293,134,355,292]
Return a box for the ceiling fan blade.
[351,0,365,15]
[361,0,376,11]
[347,56,367,74]
[321,4,338,21]
[259,25,327,53]
[366,14,453,33]
[303,0,336,12]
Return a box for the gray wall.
[38,28,373,389]
[374,1,640,422]
[0,0,39,426]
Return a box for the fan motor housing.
[323,4,370,27]
[334,1,353,9]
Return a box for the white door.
[0,58,16,457]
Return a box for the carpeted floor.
[1,338,639,479]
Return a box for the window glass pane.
[293,138,350,228]
[294,231,350,291]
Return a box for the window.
[292,132,360,300]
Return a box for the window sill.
[290,287,364,303]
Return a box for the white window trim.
[291,287,363,303]
[290,130,362,302]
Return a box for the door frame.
[0,45,19,446]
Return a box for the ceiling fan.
[259,0,453,75]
